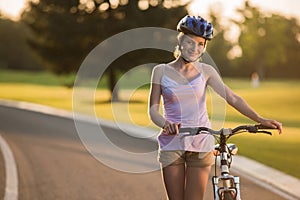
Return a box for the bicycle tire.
[221,191,236,200]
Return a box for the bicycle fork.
[212,175,241,200]
[213,135,241,200]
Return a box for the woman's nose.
[191,44,201,52]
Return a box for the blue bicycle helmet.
[177,15,214,40]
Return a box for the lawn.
[0,69,300,178]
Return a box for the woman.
[148,15,282,200]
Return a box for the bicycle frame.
[212,128,241,200]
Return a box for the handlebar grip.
[255,124,278,130]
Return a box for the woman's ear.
[177,32,185,46]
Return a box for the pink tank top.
[158,64,214,152]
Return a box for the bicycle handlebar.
[231,124,275,135]
[179,124,278,137]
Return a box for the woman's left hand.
[259,118,283,134]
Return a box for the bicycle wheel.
[221,191,236,200]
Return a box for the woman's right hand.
[163,121,181,135]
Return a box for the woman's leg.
[162,164,185,200]
[184,166,211,200]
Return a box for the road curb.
[0,99,299,200]
[231,156,300,200]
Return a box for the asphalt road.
[0,105,287,200]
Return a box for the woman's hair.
[173,32,185,58]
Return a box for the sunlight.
[188,0,300,21]
[188,0,244,20]
[0,0,27,20]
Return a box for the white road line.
[0,134,18,200]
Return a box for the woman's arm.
[148,65,165,128]
[204,64,282,133]
[148,65,181,134]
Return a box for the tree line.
[0,0,299,96]
[0,16,42,70]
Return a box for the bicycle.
[179,124,277,200]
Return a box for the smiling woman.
[0,0,27,20]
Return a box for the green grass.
[0,83,74,110]
[223,79,300,127]
[0,69,75,86]
[0,69,300,179]
[224,122,300,178]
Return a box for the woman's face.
[179,34,206,62]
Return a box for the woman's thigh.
[185,166,211,200]
[162,164,185,200]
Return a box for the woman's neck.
[176,57,196,72]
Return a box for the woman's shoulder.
[151,64,166,82]
[152,63,166,72]
[152,63,172,75]
[200,62,220,76]
[201,62,214,70]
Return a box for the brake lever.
[256,130,272,135]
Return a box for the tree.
[21,0,188,100]
[232,1,300,78]
[205,8,233,76]
[0,17,42,70]
[21,0,94,74]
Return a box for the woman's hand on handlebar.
[259,118,283,134]
[163,121,182,135]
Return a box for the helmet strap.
[181,56,192,64]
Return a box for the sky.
[188,0,300,21]
[0,0,299,21]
